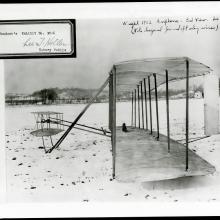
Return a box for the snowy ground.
[5,99,220,202]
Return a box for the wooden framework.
[109,57,214,180]
[31,111,64,135]
[148,75,153,134]
[166,69,170,152]
[140,81,144,129]
[143,78,148,130]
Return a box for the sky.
[4,16,220,94]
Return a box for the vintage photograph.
[1,4,220,209]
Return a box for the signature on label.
[23,37,67,48]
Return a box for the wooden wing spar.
[114,57,211,92]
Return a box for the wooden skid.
[115,127,215,182]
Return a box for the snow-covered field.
[5,99,220,202]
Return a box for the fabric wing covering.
[113,57,212,92]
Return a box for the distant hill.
[5,83,206,105]
[30,87,110,102]
[54,87,109,99]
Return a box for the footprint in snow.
[30,186,36,189]
[18,163,23,166]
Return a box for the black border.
[0,19,76,59]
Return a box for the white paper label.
[0,20,75,57]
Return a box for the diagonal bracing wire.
[47,76,110,153]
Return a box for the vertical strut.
[144,78,148,130]
[137,85,140,129]
[166,70,170,152]
[186,59,189,171]
[140,81,144,129]
[131,91,133,126]
[148,76,153,134]
[112,68,117,178]
[109,73,113,131]
[109,72,114,179]
[154,73,159,140]
[134,89,136,127]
